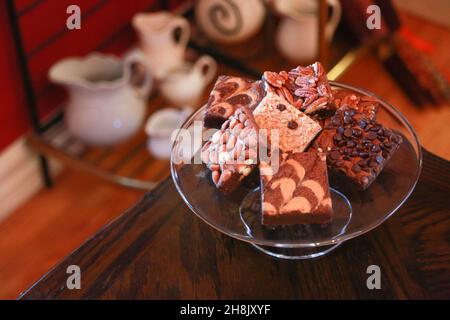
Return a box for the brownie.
[263,62,335,117]
[331,89,380,121]
[201,107,259,193]
[204,76,265,129]
[313,108,403,190]
[260,152,333,226]
[253,92,322,153]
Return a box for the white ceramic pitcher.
[49,51,152,146]
[132,11,190,79]
[274,0,342,62]
[159,55,217,107]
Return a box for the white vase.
[275,0,342,62]
[48,51,152,146]
[195,0,266,44]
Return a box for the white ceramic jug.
[159,55,217,107]
[195,0,266,44]
[274,0,342,62]
[132,11,190,79]
[49,51,152,146]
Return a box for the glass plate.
[170,82,422,259]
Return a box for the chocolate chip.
[376,155,384,164]
[347,141,356,147]
[277,103,286,111]
[367,132,377,140]
[370,125,381,132]
[353,129,362,137]
[344,128,353,138]
[358,120,367,128]
[337,140,347,147]
[343,115,353,124]
[384,131,392,139]
[377,129,384,136]
[352,164,361,173]
[287,121,298,129]
[357,159,367,167]
[372,145,381,153]
[330,150,341,160]
[337,127,345,134]
[359,152,369,158]
[333,133,343,141]
[351,151,359,157]
[332,117,341,126]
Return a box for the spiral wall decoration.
[208,0,243,36]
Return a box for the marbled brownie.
[204,76,265,129]
[201,107,259,193]
[260,152,333,226]
[313,107,403,190]
[253,92,322,153]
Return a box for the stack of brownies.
[201,62,403,227]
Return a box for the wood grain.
[20,149,450,299]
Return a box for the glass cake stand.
[170,82,422,260]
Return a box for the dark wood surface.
[20,149,450,299]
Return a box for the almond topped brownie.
[260,152,333,226]
[204,76,265,129]
[201,106,259,193]
[252,92,322,153]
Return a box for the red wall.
[0,0,187,151]
[0,1,29,151]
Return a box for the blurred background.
[0,0,448,299]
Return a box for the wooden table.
[20,149,450,299]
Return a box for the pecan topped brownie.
[253,92,322,153]
[201,106,259,193]
[260,152,333,226]
[263,62,334,117]
[204,76,265,129]
[313,107,403,190]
